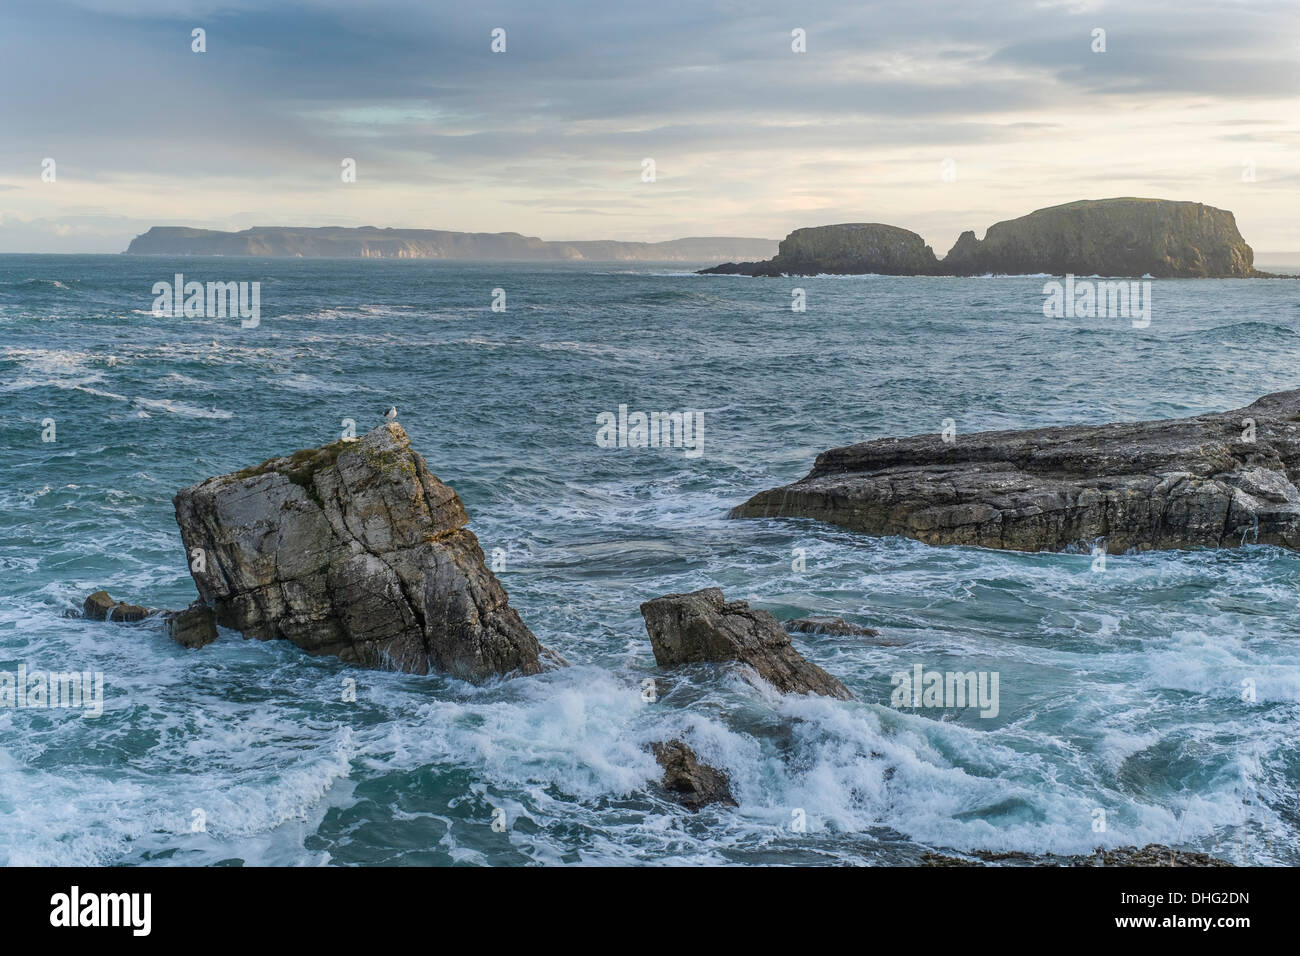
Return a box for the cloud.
[1,0,1297,249]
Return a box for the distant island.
[124,226,779,262]
[700,198,1273,278]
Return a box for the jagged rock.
[172,422,561,680]
[733,388,1300,554]
[699,223,940,276]
[640,587,853,699]
[942,198,1254,277]
[921,843,1232,867]
[786,616,881,637]
[651,740,737,811]
[82,590,154,623]
[1083,844,1233,867]
[164,603,219,649]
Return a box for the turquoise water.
[2,254,1298,865]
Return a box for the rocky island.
[701,198,1263,278]
[700,223,942,276]
[732,388,1300,553]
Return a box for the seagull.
[385,406,398,422]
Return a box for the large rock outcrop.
[173,422,559,680]
[640,588,853,699]
[732,389,1300,554]
[942,198,1254,277]
[699,223,940,276]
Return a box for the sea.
[1,254,1298,866]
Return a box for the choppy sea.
[2,254,1298,865]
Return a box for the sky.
[1,0,1297,253]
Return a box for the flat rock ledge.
[651,739,737,811]
[640,587,853,700]
[732,388,1300,554]
[173,422,561,681]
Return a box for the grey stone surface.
[174,422,561,680]
[733,389,1300,554]
[640,587,853,699]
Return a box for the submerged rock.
[651,740,737,811]
[640,587,853,699]
[164,603,219,649]
[733,388,1300,554]
[173,422,561,680]
[82,590,155,623]
[786,616,881,637]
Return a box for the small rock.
[164,603,218,649]
[640,587,854,700]
[82,591,115,620]
[82,590,154,623]
[786,616,881,638]
[651,740,736,811]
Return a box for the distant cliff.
[125,226,779,262]
[700,223,940,276]
[700,199,1262,278]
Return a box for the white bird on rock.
[386,406,398,423]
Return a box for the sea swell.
[1,255,1298,865]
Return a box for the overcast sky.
[1,0,1297,253]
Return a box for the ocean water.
[2,254,1299,866]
